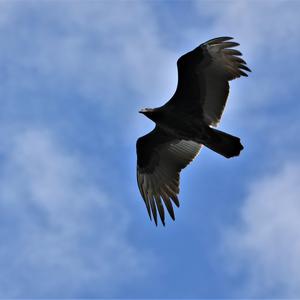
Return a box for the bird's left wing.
[136,126,201,225]
[167,37,251,126]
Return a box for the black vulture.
[136,37,251,225]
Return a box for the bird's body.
[136,37,251,225]
[141,108,204,140]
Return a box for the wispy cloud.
[222,161,300,297]
[190,2,300,297]
[0,2,166,296]
[2,0,300,297]
[0,128,152,297]
[0,0,178,144]
[193,0,300,120]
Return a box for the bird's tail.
[204,127,243,158]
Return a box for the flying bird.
[136,37,250,226]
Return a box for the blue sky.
[0,0,300,298]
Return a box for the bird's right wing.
[136,126,201,225]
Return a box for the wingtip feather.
[239,64,251,72]
[205,36,234,45]
[239,70,248,77]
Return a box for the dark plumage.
[136,37,251,225]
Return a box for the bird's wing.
[167,37,251,126]
[136,126,201,225]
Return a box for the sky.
[0,0,300,298]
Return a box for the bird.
[136,37,251,226]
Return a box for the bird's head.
[139,108,160,122]
[139,107,154,117]
[139,108,153,114]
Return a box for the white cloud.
[0,128,152,297]
[188,2,300,297]
[0,0,179,144]
[222,162,300,297]
[0,3,164,295]
[0,0,176,102]
[194,0,300,57]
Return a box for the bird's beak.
[139,108,147,114]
